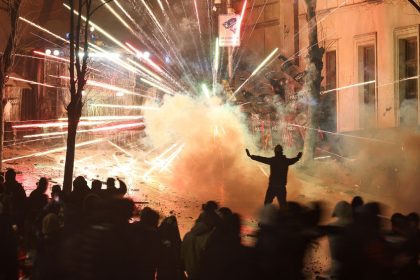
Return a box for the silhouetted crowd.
[0,168,419,280]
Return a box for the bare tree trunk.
[302,0,324,163]
[63,118,79,192]
[62,0,97,194]
[0,83,4,171]
[0,0,22,172]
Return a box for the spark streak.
[59,76,152,98]
[23,123,145,138]
[321,80,376,95]
[13,121,107,129]
[194,0,202,35]
[127,58,163,82]
[19,17,68,44]
[8,76,60,89]
[286,123,396,145]
[125,43,163,73]
[107,141,133,157]
[63,3,133,54]
[202,83,210,98]
[233,0,247,43]
[3,139,104,162]
[113,0,135,23]
[58,116,144,121]
[232,48,279,96]
[100,0,135,34]
[213,38,220,94]
[90,104,159,110]
[159,144,185,172]
[141,78,175,95]
[143,143,184,178]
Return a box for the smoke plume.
[144,94,289,215]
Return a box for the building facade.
[243,0,419,133]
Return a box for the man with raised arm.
[246,145,302,208]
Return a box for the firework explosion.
[6,0,418,216]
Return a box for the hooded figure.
[245,145,302,207]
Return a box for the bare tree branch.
[407,0,420,13]
[90,0,114,17]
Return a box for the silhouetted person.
[132,207,161,280]
[91,179,103,197]
[68,176,90,207]
[351,196,364,212]
[4,168,27,235]
[157,216,185,280]
[246,145,302,207]
[182,201,220,280]
[327,201,353,279]
[105,177,127,198]
[0,208,19,280]
[31,213,63,280]
[27,177,49,219]
[200,211,253,280]
[62,198,136,280]
[65,176,90,232]
[255,201,323,280]
[26,177,49,248]
[388,213,420,279]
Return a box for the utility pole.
[226,0,234,82]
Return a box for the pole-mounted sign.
[218,14,241,47]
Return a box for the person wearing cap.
[246,145,302,207]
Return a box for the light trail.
[125,43,163,73]
[33,50,69,63]
[143,143,184,178]
[214,37,220,75]
[194,0,202,35]
[23,123,145,138]
[321,80,376,95]
[159,144,185,172]
[8,76,60,89]
[63,3,134,54]
[213,37,220,94]
[113,0,136,24]
[34,51,102,73]
[233,0,247,43]
[140,0,166,35]
[157,0,165,11]
[3,139,104,162]
[4,136,63,147]
[141,78,175,95]
[251,48,279,76]
[90,104,159,110]
[58,115,144,121]
[59,76,153,98]
[127,58,163,82]
[316,148,355,161]
[202,83,210,98]
[153,143,178,162]
[13,121,107,129]
[107,140,133,157]
[258,165,269,177]
[285,123,396,145]
[314,156,331,160]
[19,17,68,44]
[100,0,135,34]
[232,48,279,97]
[320,75,420,95]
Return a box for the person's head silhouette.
[5,168,17,182]
[274,144,283,156]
